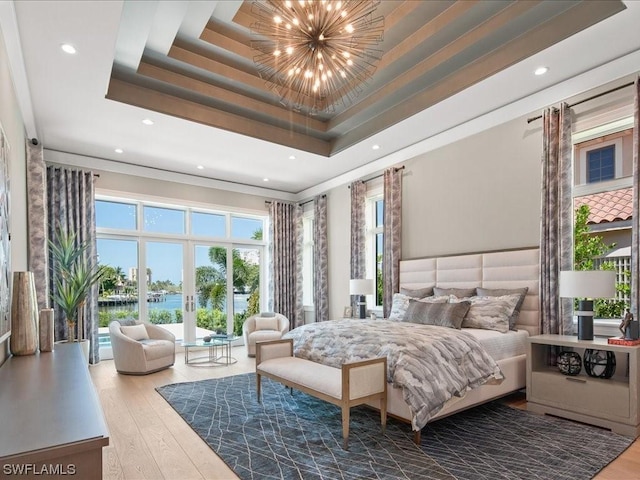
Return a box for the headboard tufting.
[399,248,540,336]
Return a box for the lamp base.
[357,295,366,319]
[577,299,594,341]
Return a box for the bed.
[285,248,540,437]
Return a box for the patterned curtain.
[26,142,48,310]
[540,103,573,335]
[268,201,304,328]
[631,77,640,318]
[350,181,366,312]
[46,166,100,363]
[313,195,329,322]
[382,167,403,318]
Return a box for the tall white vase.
[9,271,39,356]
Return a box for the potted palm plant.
[49,228,108,354]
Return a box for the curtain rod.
[348,165,405,188]
[264,193,326,207]
[526,81,635,124]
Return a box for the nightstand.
[527,334,640,437]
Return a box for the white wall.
[0,21,27,364]
[325,114,543,320]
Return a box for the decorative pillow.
[389,293,448,321]
[388,293,411,321]
[117,318,138,327]
[433,287,477,298]
[476,287,529,331]
[451,294,521,333]
[255,316,279,331]
[260,312,276,317]
[400,286,434,299]
[120,324,149,341]
[403,300,470,329]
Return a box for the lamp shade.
[559,270,616,299]
[349,279,373,296]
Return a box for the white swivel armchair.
[109,321,176,374]
[243,312,290,357]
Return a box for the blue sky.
[96,201,263,284]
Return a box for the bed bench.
[256,338,387,449]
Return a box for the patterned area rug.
[156,373,632,480]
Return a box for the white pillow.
[255,316,279,331]
[450,294,520,333]
[121,324,149,341]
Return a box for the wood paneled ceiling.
[106,0,625,157]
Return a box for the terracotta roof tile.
[574,187,632,224]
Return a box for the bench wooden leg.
[341,404,350,450]
[256,373,262,403]
[380,395,387,434]
[413,430,421,445]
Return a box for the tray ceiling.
[106,0,626,157]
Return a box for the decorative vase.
[9,271,39,356]
[557,351,582,376]
[39,308,54,352]
[584,349,616,379]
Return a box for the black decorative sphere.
[557,351,582,376]
[203,335,212,343]
[583,349,616,379]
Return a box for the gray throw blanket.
[284,319,504,430]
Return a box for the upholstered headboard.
[399,248,540,336]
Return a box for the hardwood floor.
[90,346,640,479]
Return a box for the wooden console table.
[0,342,109,479]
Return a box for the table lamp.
[559,270,616,340]
[349,279,373,319]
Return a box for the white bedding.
[463,328,529,361]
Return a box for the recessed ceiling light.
[60,43,77,55]
[534,66,549,76]
[114,148,123,154]
[263,178,269,182]
[372,144,380,150]
[289,155,296,160]
[142,118,154,125]
[196,165,204,170]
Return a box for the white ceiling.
[2,1,640,199]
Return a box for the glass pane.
[191,212,226,237]
[195,245,227,336]
[97,238,139,349]
[96,200,136,230]
[587,146,615,183]
[143,206,185,234]
[231,216,263,240]
[233,247,261,336]
[376,233,383,306]
[375,200,384,227]
[146,242,184,340]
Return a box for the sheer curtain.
[313,195,328,322]
[350,181,367,313]
[268,201,304,328]
[540,104,573,335]
[631,77,640,317]
[382,167,402,319]
[46,166,100,363]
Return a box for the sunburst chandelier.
[251,0,384,115]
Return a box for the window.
[96,195,267,349]
[191,211,225,237]
[366,190,384,309]
[143,206,185,234]
[587,145,615,183]
[302,213,314,306]
[96,200,136,230]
